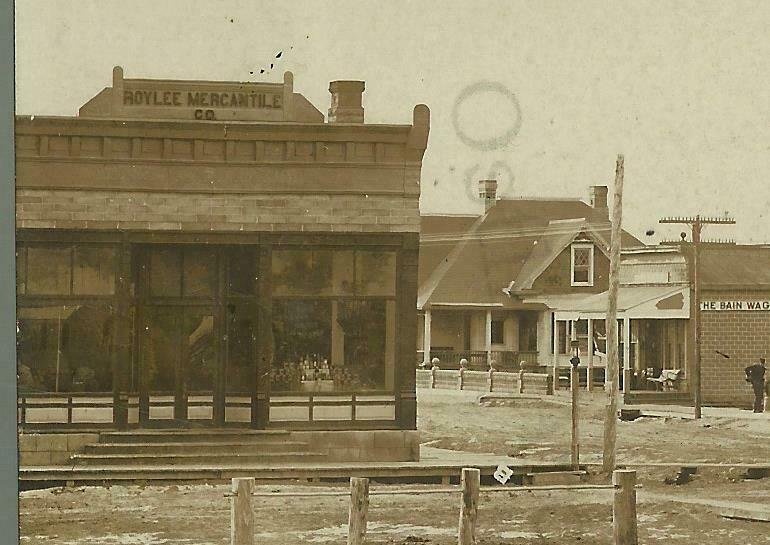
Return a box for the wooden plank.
[720,507,770,522]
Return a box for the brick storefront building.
[698,246,770,407]
[15,67,429,460]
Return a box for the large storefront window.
[17,304,114,393]
[17,243,118,394]
[271,249,396,393]
[24,245,116,296]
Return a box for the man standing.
[745,357,767,413]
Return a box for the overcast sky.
[14,1,770,243]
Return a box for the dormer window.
[571,243,594,286]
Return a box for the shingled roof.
[418,198,643,308]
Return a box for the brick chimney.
[328,80,365,123]
[589,185,608,209]
[479,179,498,211]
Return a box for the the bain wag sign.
[701,301,770,311]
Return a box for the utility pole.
[602,154,624,475]
[659,215,735,419]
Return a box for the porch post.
[485,310,492,366]
[254,244,272,429]
[587,318,594,392]
[552,314,559,390]
[622,316,631,393]
[396,236,419,429]
[112,238,131,429]
[423,308,432,366]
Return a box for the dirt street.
[19,389,770,544]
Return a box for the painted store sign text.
[700,301,770,311]
[122,90,282,109]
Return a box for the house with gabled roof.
[417,180,643,385]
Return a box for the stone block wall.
[292,430,419,462]
[16,189,420,233]
[18,433,99,466]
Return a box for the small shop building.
[15,67,429,454]
[522,239,770,408]
[697,244,770,407]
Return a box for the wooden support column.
[485,310,492,366]
[587,318,594,392]
[622,317,631,393]
[112,239,132,429]
[214,250,226,425]
[396,235,419,429]
[552,314,559,391]
[254,244,272,429]
[423,308,432,365]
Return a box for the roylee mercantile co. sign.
[701,301,770,311]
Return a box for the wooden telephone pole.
[659,215,735,419]
[602,155,624,475]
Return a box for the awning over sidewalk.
[524,285,690,320]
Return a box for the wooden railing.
[228,469,640,545]
[416,369,554,396]
[416,350,539,371]
[268,392,396,426]
[17,392,115,427]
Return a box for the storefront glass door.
[136,244,260,428]
[140,305,217,426]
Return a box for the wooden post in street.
[570,355,580,471]
[230,477,255,545]
[458,467,480,545]
[659,215,734,419]
[612,469,638,545]
[602,154,624,475]
[587,318,594,392]
[570,321,580,471]
[348,477,370,545]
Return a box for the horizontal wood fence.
[416,369,554,396]
[417,350,539,371]
[229,468,639,545]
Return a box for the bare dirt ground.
[418,389,770,464]
[19,389,770,545]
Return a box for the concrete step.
[71,451,327,466]
[98,429,292,444]
[84,441,311,455]
[522,471,587,486]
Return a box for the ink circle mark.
[452,81,522,151]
